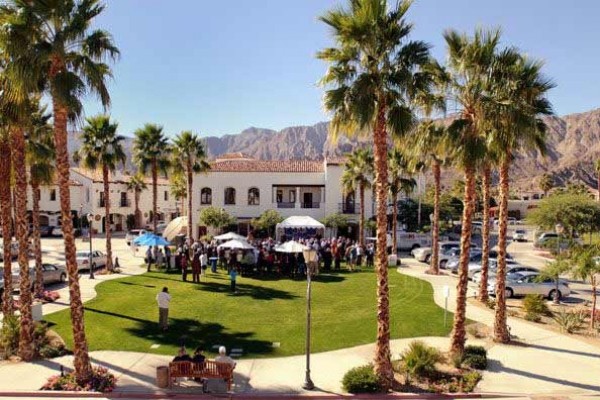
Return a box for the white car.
[488,271,570,300]
[512,229,527,242]
[126,229,150,246]
[411,241,461,263]
[472,264,539,284]
[76,250,107,271]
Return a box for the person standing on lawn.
[230,267,238,293]
[156,287,171,330]
[181,255,188,282]
[192,250,201,283]
[200,251,208,277]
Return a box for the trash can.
[156,366,169,388]
[32,302,43,322]
[209,257,218,273]
[387,254,397,267]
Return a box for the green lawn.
[45,268,452,358]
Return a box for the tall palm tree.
[26,102,54,298]
[444,28,499,355]
[2,0,119,380]
[126,173,147,229]
[388,149,416,251]
[341,148,374,248]
[171,131,210,244]
[489,50,554,343]
[74,115,126,273]
[478,162,493,302]
[0,128,13,316]
[133,124,170,233]
[539,173,554,197]
[318,0,435,388]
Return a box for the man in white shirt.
[215,346,236,367]
[200,252,208,276]
[156,287,171,330]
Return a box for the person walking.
[156,248,164,269]
[156,287,171,331]
[192,251,201,283]
[181,255,189,282]
[146,246,153,272]
[200,251,208,277]
[229,267,238,293]
[164,246,171,271]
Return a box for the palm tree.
[478,162,494,303]
[318,0,435,388]
[341,148,374,248]
[133,124,170,233]
[2,0,119,380]
[539,173,554,197]
[170,171,187,217]
[0,128,13,316]
[489,50,554,343]
[171,131,210,244]
[444,28,499,355]
[74,115,126,273]
[126,174,147,228]
[571,246,600,330]
[388,149,416,252]
[26,102,54,298]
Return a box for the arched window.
[224,187,236,205]
[201,187,212,205]
[248,187,260,205]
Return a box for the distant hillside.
[68,108,600,191]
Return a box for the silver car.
[11,263,67,290]
[76,250,107,271]
[487,271,570,300]
[472,264,539,284]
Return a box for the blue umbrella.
[133,233,170,246]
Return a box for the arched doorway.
[101,213,126,233]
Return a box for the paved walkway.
[1,241,599,398]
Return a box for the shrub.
[523,294,550,321]
[41,366,117,392]
[401,340,442,379]
[553,309,586,334]
[341,364,380,394]
[462,346,487,370]
[486,298,496,310]
[524,313,541,322]
[0,315,20,358]
[461,371,482,392]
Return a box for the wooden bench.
[168,360,235,390]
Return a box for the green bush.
[341,364,381,394]
[0,315,20,358]
[462,345,487,370]
[553,309,586,334]
[523,294,550,321]
[401,340,442,379]
[461,371,483,392]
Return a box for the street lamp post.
[301,248,317,391]
[87,213,95,279]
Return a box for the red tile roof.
[209,160,324,173]
[70,168,170,185]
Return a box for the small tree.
[199,207,236,234]
[251,210,283,237]
[538,173,554,197]
[321,213,349,238]
[538,257,572,304]
[570,246,600,329]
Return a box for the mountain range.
[68,107,600,191]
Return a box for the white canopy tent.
[214,232,248,242]
[275,216,325,241]
[217,239,255,250]
[162,216,188,241]
[274,240,310,253]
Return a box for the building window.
[164,191,168,201]
[276,190,283,203]
[290,190,296,204]
[50,189,56,201]
[224,187,236,205]
[201,187,212,205]
[248,188,260,206]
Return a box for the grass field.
[45,268,452,358]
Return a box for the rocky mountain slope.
[68,107,600,190]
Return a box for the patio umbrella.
[133,233,170,247]
[162,216,188,241]
[275,240,309,253]
[214,232,247,242]
[217,239,255,250]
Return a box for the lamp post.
[553,223,564,304]
[87,213,95,279]
[301,248,317,391]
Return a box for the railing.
[276,202,296,209]
[339,203,359,214]
[301,202,321,209]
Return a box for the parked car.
[449,250,513,274]
[488,271,570,300]
[126,229,150,246]
[472,264,539,284]
[75,250,107,271]
[512,229,527,242]
[467,257,520,279]
[411,241,461,263]
[12,263,67,290]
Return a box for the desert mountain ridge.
[67,107,600,191]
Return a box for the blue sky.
[83,0,600,138]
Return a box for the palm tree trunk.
[392,190,398,252]
[12,126,34,361]
[134,189,141,228]
[53,103,92,381]
[187,162,193,241]
[372,100,393,390]
[359,183,365,248]
[479,165,491,302]
[152,160,158,233]
[430,160,441,274]
[32,182,44,298]
[0,136,14,316]
[450,166,476,355]
[493,159,511,343]
[102,166,113,272]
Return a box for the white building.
[191,153,375,238]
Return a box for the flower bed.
[41,366,117,392]
[40,290,60,303]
